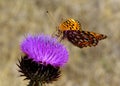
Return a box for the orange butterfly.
[54,18,107,48]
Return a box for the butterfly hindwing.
[63,30,107,48]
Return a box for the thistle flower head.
[20,34,68,67]
[18,34,69,86]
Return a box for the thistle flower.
[17,34,69,86]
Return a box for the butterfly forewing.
[54,18,82,38]
[59,18,81,31]
[63,30,107,48]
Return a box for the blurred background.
[0,0,120,86]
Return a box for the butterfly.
[54,18,107,48]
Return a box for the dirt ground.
[0,0,120,86]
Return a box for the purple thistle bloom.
[20,34,69,67]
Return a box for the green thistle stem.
[28,80,42,86]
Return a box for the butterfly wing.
[90,32,107,40]
[59,18,81,31]
[63,30,107,48]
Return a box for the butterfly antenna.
[46,11,58,26]
[46,11,59,37]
